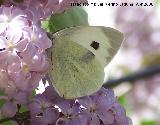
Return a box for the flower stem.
[0,111,30,124]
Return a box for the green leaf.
[118,94,128,106]
[29,90,36,100]
[0,0,4,5]
[0,90,6,108]
[0,99,5,108]
[0,89,4,95]
[42,7,89,33]
[19,105,28,113]
[118,94,131,113]
[1,121,12,125]
[140,119,157,125]
[155,0,160,8]
[141,53,160,67]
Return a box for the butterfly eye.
[90,41,99,50]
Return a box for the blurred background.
[85,0,160,125]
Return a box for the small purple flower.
[56,100,89,125]
[14,91,29,105]
[0,6,29,33]
[1,101,17,117]
[0,29,26,53]
[8,70,31,90]
[20,51,50,74]
[78,88,131,125]
[23,25,52,50]
[0,69,9,89]
[0,37,21,69]
[29,94,59,125]
[42,85,62,103]
[3,0,88,20]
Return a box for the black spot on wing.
[90,41,99,50]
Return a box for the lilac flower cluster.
[3,0,87,20]
[0,0,86,121]
[0,0,132,124]
[0,4,52,118]
[29,86,132,125]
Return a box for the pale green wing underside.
[47,26,124,99]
